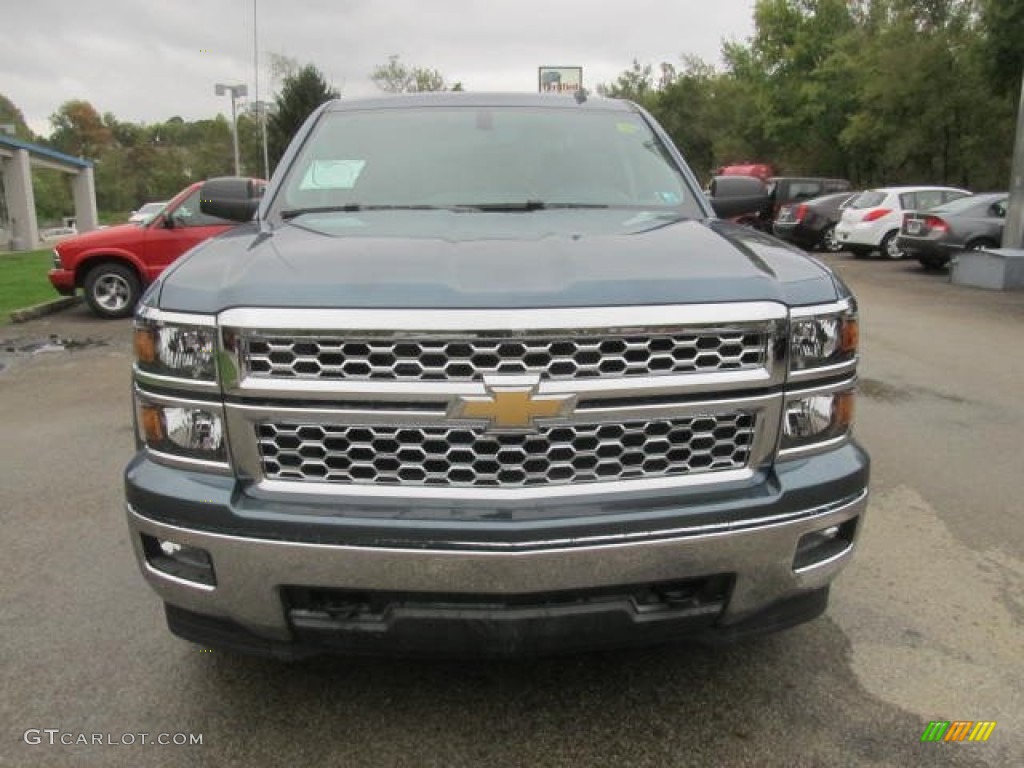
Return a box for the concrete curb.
[9,296,82,324]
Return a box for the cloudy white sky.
[3,0,755,138]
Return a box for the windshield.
[275,106,700,216]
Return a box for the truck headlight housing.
[789,303,858,374]
[135,391,229,469]
[134,310,218,383]
[779,386,855,456]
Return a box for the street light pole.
[253,101,271,180]
[215,83,248,176]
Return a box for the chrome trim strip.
[134,385,226,410]
[143,447,232,475]
[252,468,756,500]
[788,357,858,384]
[133,367,221,394]
[142,561,217,592]
[136,306,217,327]
[777,433,851,460]
[793,542,856,575]
[788,299,854,318]
[219,303,788,331]
[226,366,782,401]
[782,376,857,398]
[426,490,868,550]
[227,391,779,426]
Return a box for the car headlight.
[789,302,858,376]
[779,385,855,456]
[135,390,229,469]
[52,249,62,269]
[134,310,218,383]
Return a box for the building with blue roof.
[0,133,98,251]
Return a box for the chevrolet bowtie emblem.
[450,377,576,433]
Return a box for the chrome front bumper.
[127,488,867,644]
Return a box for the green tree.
[266,64,339,172]
[0,93,34,140]
[370,55,451,93]
[49,100,112,159]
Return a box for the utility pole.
[215,83,248,176]
[253,0,268,180]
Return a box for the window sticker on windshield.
[616,122,640,134]
[300,160,367,190]
[659,191,681,203]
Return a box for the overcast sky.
[3,0,755,137]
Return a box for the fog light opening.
[142,534,216,586]
[793,517,858,572]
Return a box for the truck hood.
[56,223,139,251]
[155,209,844,313]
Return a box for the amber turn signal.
[134,327,157,364]
[140,405,165,443]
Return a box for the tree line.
[600,0,1023,190]
[2,0,1022,227]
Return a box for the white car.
[835,186,970,259]
[129,201,168,225]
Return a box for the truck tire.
[84,262,141,319]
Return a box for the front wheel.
[84,263,141,319]
[880,231,904,260]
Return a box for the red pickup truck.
[49,179,261,318]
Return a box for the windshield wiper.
[466,201,611,212]
[280,204,479,220]
[280,202,616,219]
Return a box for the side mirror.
[199,177,262,222]
[707,176,771,219]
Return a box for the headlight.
[789,303,858,375]
[135,392,229,468]
[779,386,855,455]
[52,249,62,269]
[134,310,218,383]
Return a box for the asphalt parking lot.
[1,254,1022,767]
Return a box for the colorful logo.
[920,721,996,742]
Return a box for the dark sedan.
[773,191,858,252]
[897,192,1007,269]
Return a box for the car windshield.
[275,106,699,216]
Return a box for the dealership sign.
[538,67,583,94]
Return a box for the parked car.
[129,201,168,225]
[740,177,852,231]
[835,186,971,259]
[897,192,1008,270]
[773,190,859,252]
[716,162,776,183]
[49,179,262,318]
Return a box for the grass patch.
[0,248,61,323]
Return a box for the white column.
[71,165,99,232]
[2,149,39,250]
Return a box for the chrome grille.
[256,413,756,488]
[241,330,768,382]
